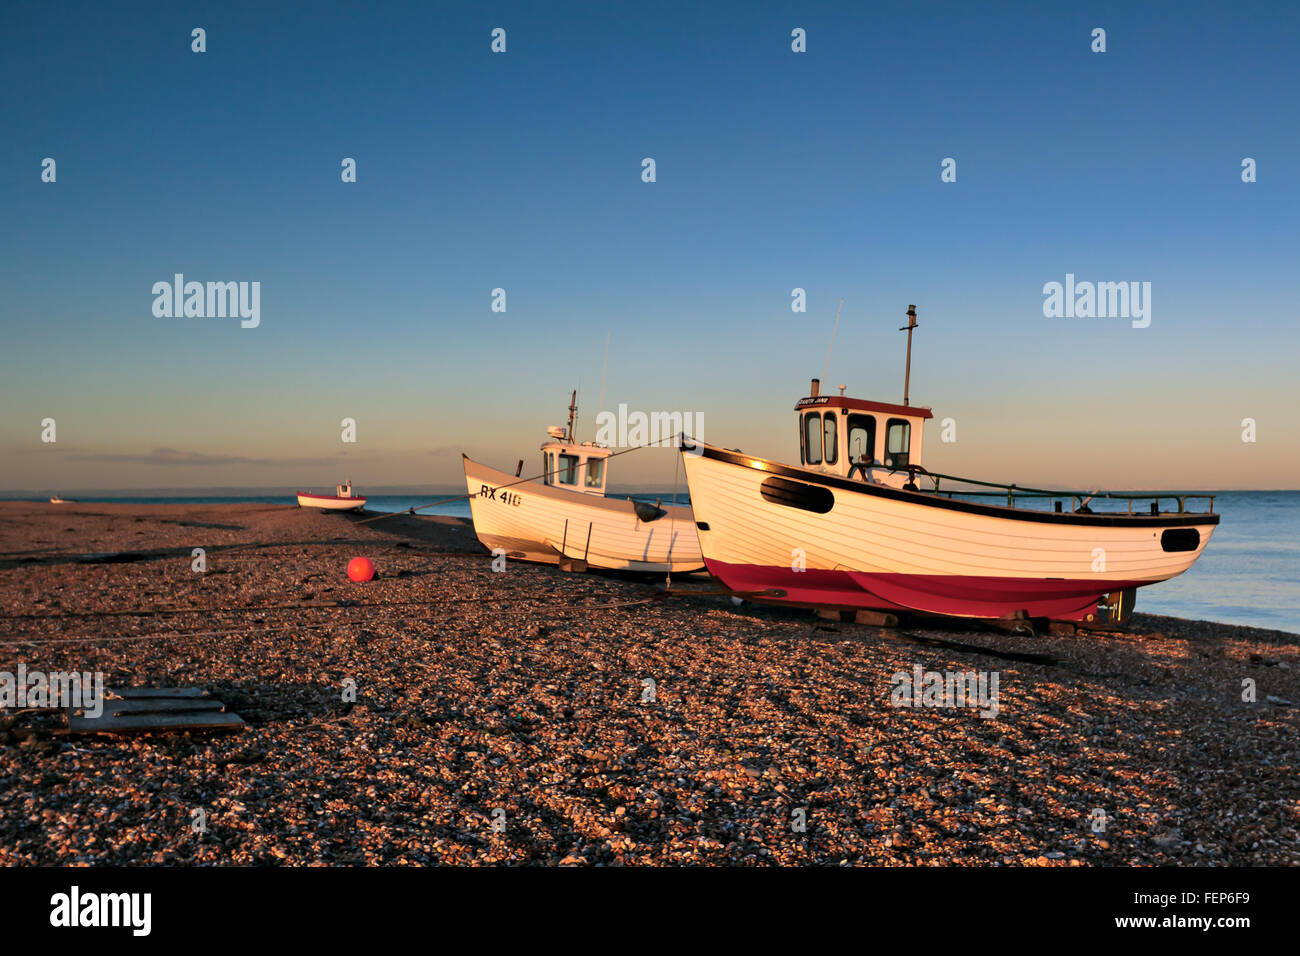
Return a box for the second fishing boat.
[463,392,703,573]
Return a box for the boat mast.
[566,389,578,442]
[899,304,918,406]
[821,298,844,385]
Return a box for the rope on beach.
[351,435,686,525]
[660,587,786,600]
[0,597,475,622]
[0,621,337,648]
[1,587,665,624]
[0,541,497,579]
[0,592,668,647]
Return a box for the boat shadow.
[336,510,480,555]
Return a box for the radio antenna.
[821,298,844,384]
[899,304,918,406]
[598,330,610,423]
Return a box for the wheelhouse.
[796,378,932,487]
[540,439,612,496]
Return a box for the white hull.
[681,443,1219,620]
[297,493,367,511]
[463,456,703,572]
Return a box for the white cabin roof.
[539,439,613,459]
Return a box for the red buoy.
[347,557,375,582]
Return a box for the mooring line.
[0,621,337,648]
[1,580,663,622]
[0,592,665,647]
[352,436,684,525]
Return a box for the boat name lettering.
[480,485,521,507]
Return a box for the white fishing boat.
[297,480,367,512]
[49,495,74,504]
[680,307,1220,624]
[463,393,703,573]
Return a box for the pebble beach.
[0,501,1296,866]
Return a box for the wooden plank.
[112,687,210,699]
[853,610,899,627]
[97,698,226,716]
[66,688,243,735]
[67,710,245,734]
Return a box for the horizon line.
[3,485,1297,497]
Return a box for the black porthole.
[695,521,710,531]
[760,476,834,514]
[1160,528,1200,552]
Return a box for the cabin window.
[557,453,579,485]
[822,414,838,465]
[803,413,822,465]
[885,419,911,469]
[584,457,605,489]
[798,418,805,465]
[847,414,876,465]
[543,452,555,485]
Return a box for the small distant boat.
[49,495,75,504]
[297,480,367,512]
[463,392,703,573]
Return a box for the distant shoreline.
[5,486,1299,499]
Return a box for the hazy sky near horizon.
[3,0,1298,493]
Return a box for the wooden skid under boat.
[463,455,703,573]
[681,442,1219,622]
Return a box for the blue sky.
[2,0,1297,491]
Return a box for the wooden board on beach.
[67,687,245,735]
[111,687,212,699]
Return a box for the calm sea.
[8,490,1295,633]
[1126,491,1298,633]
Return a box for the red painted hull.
[706,559,1146,622]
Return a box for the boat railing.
[906,467,1216,516]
